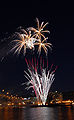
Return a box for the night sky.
[0,1,74,96]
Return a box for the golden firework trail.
[27,18,50,39]
[11,18,52,55]
[34,37,52,55]
[11,30,37,55]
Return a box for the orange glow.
[6,92,9,95]
[8,103,11,106]
[62,100,72,103]
[12,103,14,105]
[18,103,21,105]
[2,89,4,92]
[38,102,42,106]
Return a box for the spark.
[24,58,57,105]
[10,18,52,56]
[27,18,50,39]
[10,30,37,55]
[34,37,52,55]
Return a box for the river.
[0,106,74,120]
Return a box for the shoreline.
[0,103,73,109]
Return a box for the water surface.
[0,106,74,120]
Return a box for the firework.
[27,18,52,55]
[34,37,52,55]
[24,58,57,105]
[10,30,37,55]
[27,18,50,39]
[10,18,52,56]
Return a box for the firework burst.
[27,18,50,39]
[34,37,52,55]
[10,30,37,55]
[10,18,52,56]
[24,58,57,105]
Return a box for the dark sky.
[0,1,74,96]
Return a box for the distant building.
[48,91,63,104]
[62,91,74,100]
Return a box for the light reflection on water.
[0,106,74,120]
